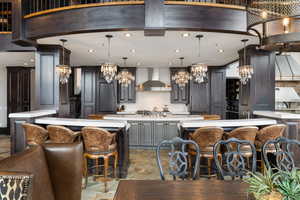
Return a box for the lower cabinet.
[128,121,179,148]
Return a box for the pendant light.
[172,57,191,88]
[116,57,135,87]
[191,34,208,84]
[57,39,71,84]
[239,39,254,85]
[101,35,117,83]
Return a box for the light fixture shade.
[116,70,135,87]
[101,62,118,83]
[57,64,72,84]
[239,64,254,85]
[172,71,191,88]
[191,63,208,83]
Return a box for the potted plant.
[245,168,300,200]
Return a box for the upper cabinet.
[170,68,189,104]
[118,67,136,104]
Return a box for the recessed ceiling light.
[24,62,28,66]
[218,49,224,53]
[130,49,136,53]
[182,33,190,37]
[88,49,95,53]
[125,33,131,37]
[137,62,141,66]
[30,58,35,62]
[175,49,180,53]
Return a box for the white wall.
[122,68,188,112]
[0,67,7,127]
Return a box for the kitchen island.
[104,114,203,148]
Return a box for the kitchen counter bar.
[103,114,203,121]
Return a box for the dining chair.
[255,124,286,172]
[188,126,224,177]
[156,137,200,180]
[47,125,81,143]
[213,138,257,180]
[22,123,48,147]
[262,137,300,172]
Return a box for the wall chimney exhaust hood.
[139,68,171,92]
[276,55,300,81]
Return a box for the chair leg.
[188,154,192,175]
[84,156,88,189]
[207,158,211,178]
[104,156,109,193]
[114,152,118,178]
[95,158,99,176]
[246,157,250,170]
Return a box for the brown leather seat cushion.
[0,146,55,200]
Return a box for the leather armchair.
[0,143,83,200]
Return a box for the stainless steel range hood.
[276,55,300,81]
[140,68,171,92]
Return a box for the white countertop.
[9,110,57,118]
[180,118,277,128]
[254,111,300,120]
[35,117,129,129]
[103,114,203,122]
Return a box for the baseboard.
[0,128,9,135]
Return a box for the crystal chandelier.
[57,39,71,84]
[239,39,254,85]
[116,57,135,87]
[172,57,191,88]
[191,35,208,83]
[101,35,117,83]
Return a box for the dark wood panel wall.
[9,0,247,43]
[35,45,71,116]
[239,45,275,117]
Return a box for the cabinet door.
[139,122,153,146]
[96,77,117,113]
[189,79,210,114]
[129,121,139,146]
[154,122,165,146]
[210,68,226,119]
[118,67,136,103]
[164,122,179,140]
[81,68,96,118]
[170,68,189,104]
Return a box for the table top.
[114,180,249,200]
[104,114,203,121]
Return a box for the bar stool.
[226,126,258,168]
[81,127,118,192]
[22,123,48,147]
[47,125,81,143]
[188,127,224,177]
[255,124,286,172]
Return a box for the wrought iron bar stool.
[22,123,48,147]
[262,137,300,172]
[255,124,286,172]
[81,127,118,192]
[226,126,258,168]
[47,125,81,143]
[213,138,257,180]
[188,127,224,177]
[156,137,200,180]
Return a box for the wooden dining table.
[113,180,250,200]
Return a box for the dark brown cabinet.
[81,67,117,118]
[189,68,226,118]
[7,67,32,121]
[118,67,136,103]
[170,68,189,104]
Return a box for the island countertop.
[35,117,129,129]
[180,118,277,128]
[103,114,203,121]
[9,110,57,118]
[253,111,300,120]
